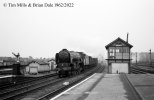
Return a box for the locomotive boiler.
[55,49,84,77]
[55,49,98,77]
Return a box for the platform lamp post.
[149,49,152,67]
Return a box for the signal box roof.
[105,37,133,49]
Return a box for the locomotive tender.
[55,49,98,77]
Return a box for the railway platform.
[127,74,154,100]
[51,73,154,100]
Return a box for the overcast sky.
[0,0,154,58]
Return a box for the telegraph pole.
[136,52,137,65]
[149,49,152,67]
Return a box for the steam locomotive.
[55,49,98,77]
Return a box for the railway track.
[0,73,58,100]
[130,64,154,74]
[0,73,57,90]
[36,64,104,100]
[0,76,36,88]
[131,67,148,74]
[0,64,104,100]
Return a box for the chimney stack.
[126,33,129,43]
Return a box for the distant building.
[48,59,57,70]
[0,60,3,66]
[25,60,50,74]
[0,57,16,66]
[105,37,133,74]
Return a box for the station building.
[105,37,133,74]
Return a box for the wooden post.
[13,63,21,75]
[136,52,137,66]
[149,49,152,67]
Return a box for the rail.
[0,73,58,100]
[36,64,104,100]
[131,64,154,74]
